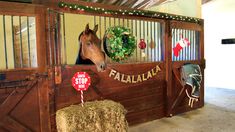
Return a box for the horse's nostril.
[100,63,106,70]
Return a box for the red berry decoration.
[138,39,147,49]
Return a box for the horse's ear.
[85,23,89,34]
[93,24,98,34]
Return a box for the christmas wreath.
[103,26,136,62]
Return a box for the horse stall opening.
[47,5,205,131]
[47,9,166,129]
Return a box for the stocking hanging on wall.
[173,35,190,57]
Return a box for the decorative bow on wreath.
[181,64,202,107]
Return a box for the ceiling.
[80,0,176,9]
[80,0,212,9]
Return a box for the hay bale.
[56,100,128,132]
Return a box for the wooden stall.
[0,0,205,131]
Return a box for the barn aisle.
[129,87,235,132]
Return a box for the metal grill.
[171,28,200,61]
[50,11,164,65]
[0,15,37,69]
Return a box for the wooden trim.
[0,1,44,16]
[170,20,202,31]
[164,20,173,116]
[35,7,48,72]
[38,78,51,132]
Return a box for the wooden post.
[164,20,173,116]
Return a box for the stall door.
[168,20,205,116]
[0,3,50,132]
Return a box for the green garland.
[104,26,136,62]
[58,1,202,24]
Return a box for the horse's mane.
[75,30,95,65]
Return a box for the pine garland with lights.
[103,26,136,62]
[58,1,202,24]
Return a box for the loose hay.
[56,100,128,132]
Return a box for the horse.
[75,24,106,72]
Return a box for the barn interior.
[0,0,235,132]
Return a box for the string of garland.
[104,26,136,62]
[58,1,202,24]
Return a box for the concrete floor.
[129,87,235,132]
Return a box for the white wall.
[202,0,235,89]
[147,0,201,18]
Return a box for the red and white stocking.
[173,38,190,57]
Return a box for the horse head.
[76,24,106,72]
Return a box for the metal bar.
[109,17,111,27]
[3,15,8,69]
[157,23,161,61]
[26,17,31,67]
[122,18,124,27]
[172,29,175,61]
[188,30,191,60]
[139,20,142,61]
[182,29,185,61]
[19,16,23,67]
[193,31,196,60]
[160,23,164,61]
[99,16,101,38]
[150,21,153,61]
[48,10,52,66]
[55,13,59,65]
[146,21,149,62]
[118,17,120,26]
[196,31,200,60]
[63,14,67,64]
[154,22,157,61]
[11,16,16,68]
[135,20,138,62]
[143,20,145,62]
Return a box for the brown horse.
[76,24,106,72]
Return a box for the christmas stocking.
[173,38,190,57]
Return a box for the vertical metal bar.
[99,16,101,38]
[180,29,183,61]
[172,29,174,61]
[183,29,186,61]
[26,17,31,67]
[11,16,16,68]
[122,18,124,27]
[160,23,164,61]
[150,21,153,61]
[109,17,111,28]
[143,20,146,62]
[196,31,200,60]
[63,14,67,64]
[3,15,8,69]
[55,13,59,65]
[19,16,23,67]
[190,30,193,60]
[154,22,157,61]
[193,31,196,60]
[118,18,120,26]
[135,20,138,62]
[154,22,160,61]
[188,30,191,60]
[146,21,149,62]
[139,20,142,61]
[158,23,161,61]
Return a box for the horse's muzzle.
[97,61,106,72]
